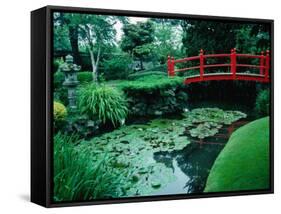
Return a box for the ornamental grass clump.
[53,133,124,201]
[78,84,128,127]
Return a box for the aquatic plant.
[53,133,125,201]
[183,108,247,139]
[78,83,128,126]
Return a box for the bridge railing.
[167,49,270,81]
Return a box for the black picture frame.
[31,5,274,208]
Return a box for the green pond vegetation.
[204,117,270,192]
[54,107,248,201]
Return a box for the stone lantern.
[61,55,80,112]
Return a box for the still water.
[152,120,249,195]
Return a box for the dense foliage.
[77,71,93,83]
[121,21,155,70]
[114,75,188,117]
[102,52,132,80]
[255,89,270,116]
[78,84,128,126]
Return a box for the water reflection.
[153,120,249,195]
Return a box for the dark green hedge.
[111,75,188,117]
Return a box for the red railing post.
[231,48,237,78]
[167,55,171,76]
[259,51,264,75]
[199,49,204,79]
[171,57,175,76]
[265,50,270,79]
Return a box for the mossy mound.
[204,117,270,192]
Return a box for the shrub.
[102,53,132,80]
[53,101,67,132]
[117,75,184,92]
[53,58,64,72]
[112,75,188,117]
[53,133,124,201]
[128,70,166,80]
[255,89,269,116]
[53,72,68,104]
[54,71,65,89]
[54,101,67,121]
[78,84,128,126]
[77,71,93,83]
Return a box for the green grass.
[204,117,270,192]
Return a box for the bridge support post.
[167,55,171,76]
[265,50,270,80]
[171,57,175,76]
[199,49,204,79]
[231,48,237,79]
[167,55,175,76]
[260,51,264,75]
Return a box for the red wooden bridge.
[167,49,270,84]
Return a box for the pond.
[81,107,253,197]
[152,119,250,195]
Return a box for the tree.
[120,20,155,70]
[64,14,118,81]
[181,20,239,56]
[236,24,270,53]
[53,13,71,52]
[53,13,80,64]
[152,19,184,63]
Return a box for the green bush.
[78,84,128,126]
[118,75,184,92]
[77,71,93,83]
[53,101,67,131]
[54,101,67,121]
[53,133,124,201]
[111,75,187,117]
[146,64,167,72]
[53,58,64,72]
[53,71,68,105]
[128,70,166,80]
[255,89,270,116]
[102,53,132,80]
[54,71,65,89]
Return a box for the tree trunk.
[68,25,81,65]
[89,50,98,82]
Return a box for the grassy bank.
[204,117,270,192]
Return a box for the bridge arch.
[167,49,270,84]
